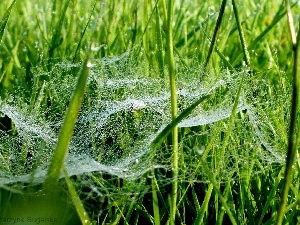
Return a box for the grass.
[0,0,300,224]
[165,1,179,224]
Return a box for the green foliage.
[0,0,16,43]
[0,0,16,98]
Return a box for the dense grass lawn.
[0,0,299,224]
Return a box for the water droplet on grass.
[87,61,93,68]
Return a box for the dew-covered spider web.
[0,47,288,202]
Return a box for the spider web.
[0,47,287,199]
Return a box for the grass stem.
[151,169,161,225]
[231,0,250,66]
[166,0,178,223]
[63,167,92,225]
[43,50,92,190]
[0,0,16,44]
[204,0,227,69]
[276,2,300,223]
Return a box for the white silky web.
[0,48,287,193]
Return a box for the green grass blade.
[200,25,235,71]
[151,170,161,225]
[111,204,127,225]
[217,71,244,171]
[258,167,284,225]
[155,3,165,78]
[191,185,201,212]
[142,0,150,57]
[72,1,96,63]
[151,91,211,151]
[166,0,178,223]
[48,0,71,60]
[241,181,255,224]
[193,183,213,225]
[276,2,300,223]
[204,0,227,69]
[231,0,250,66]
[0,0,16,43]
[43,50,92,190]
[151,80,229,149]
[63,168,92,225]
[174,46,188,69]
[175,23,201,49]
[285,0,297,46]
[125,195,138,225]
[232,1,296,67]
[216,180,235,224]
[200,158,237,225]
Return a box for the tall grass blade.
[142,0,150,64]
[217,72,244,171]
[72,1,96,63]
[63,168,92,225]
[231,0,250,66]
[125,196,137,224]
[200,26,235,70]
[48,0,71,60]
[174,47,188,69]
[258,167,284,225]
[175,24,201,49]
[216,180,235,224]
[276,2,300,224]
[285,0,296,46]
[111,204,126,225]
[200,158,237,225]
[193,183,213,225]
[43,50,92,190]
[166,0,178,223]
[232,1,297,66]
[151,170,161,225]
[0,0,16,43]
[155,3,165,78]
[191,185,201,212]
[204,0,227,69]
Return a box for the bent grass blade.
[63,167,92,225]
[151,91,212,149]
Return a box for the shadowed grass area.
[0,0,299,224]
